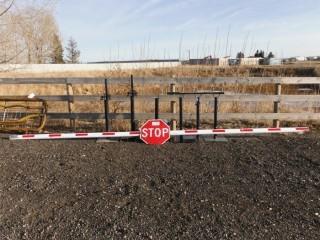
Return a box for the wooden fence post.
[170,83,177,130]
[65,80,75,130]
[273,83,282,128]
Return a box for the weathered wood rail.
[1,77,320,129]
[1,94,316,102]
[46,113,320,121]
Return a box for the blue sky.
[55,0,320,62]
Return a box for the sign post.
[140,119,171,145]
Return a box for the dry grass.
[0,62,319,78]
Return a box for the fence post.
[273,83,281,128]
[170,83,177,130]
[155,97,159,119]
[103,79,110,131]
[65,80,75,130]
[214,97,218,129]
[179,96,183,143]
[196,97,200,129]
[196,96,200,142]
[129,75,137,131]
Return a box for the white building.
[239,58,262,66]
[295,56,307,61]
[265,58,282,65]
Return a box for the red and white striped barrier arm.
[9,127,309,140]
[171,127,310,136]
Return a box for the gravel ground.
[0,134,319,240]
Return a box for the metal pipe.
[196,96,200,141]
[155,97,159,119]
[130,75,136,131]
[213,97,218,139]
[196,97,200,129]
[103,78,109,131]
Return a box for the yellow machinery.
[0,97,47,133]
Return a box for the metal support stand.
[196,97,200,141]
[155,97,159,119]
[103,79,110,131]
[129,75,137,131]
[213,97,218,139]
[196,97,200,129]
[167,91,225,143]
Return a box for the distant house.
[238,57,261,66]
[182,57,229,66]
[295,56,307,61]
[264,58,282,65]
[282,56,307,64]
[228,59,239,66]
[282,58,296,64]
[306,56,320,61]
[215,58,229,66]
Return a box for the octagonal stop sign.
[140,119,171,145]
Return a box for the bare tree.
[0,0,61,63]
[50,33,64,63]
[15,6,60,63]
[0,0,23,63]
[0,0,14,17]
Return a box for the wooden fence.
[1,76,320,130]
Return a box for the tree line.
[236,50,275,59]
[0,0,80,64]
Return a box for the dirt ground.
[0,134,319,239]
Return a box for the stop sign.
[140,119,171,145]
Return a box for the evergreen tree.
[51,34,64,63]
[236,51,245,58]
[65,37,80,63]
[267,52,275,59]
[254,50,265,58]
[254,50,260,58]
